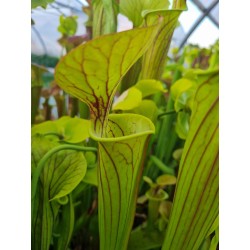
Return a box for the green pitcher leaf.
[120,0,170,27]
[175,111,190,139]
[141,1,187,79]
[92,0,119,37]
[171,78,196,101]
[31,64,48,87]
[90,113,155,250]
[171,78,196,111]
[112,87,142,111]
[162,72,219,250]
[31,135,60,250]
[60,117,91,143]
[32,120,58,137]
[130,100,158,123]
[55,23,161,136]
[31,116,91,143]
[32,176,60,250]
[146,189,169,201]
[31,135,87,249]
[135,79,167,98]
[156,174,177,186]
[47,149,87,201]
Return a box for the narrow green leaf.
[206,216,219,238]
[135,79,167,98]
[54,195,75,250]
[32,177,60,250]
[31,135,87,249]
[150,155,175,175]
[120,0,170,27]
[31,135,59,250]
[175,111,190,139]
[162,72,219,250]
[92,0,119,37]
[55,23,161,136]
[209,228,219,250]
[141,2,187,79]
[90,114,155,250]
[112,87,142,111]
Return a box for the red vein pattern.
[162,74,219,250]
[141,9,185,80]
[95,114,154,250]
[55,24,159,136]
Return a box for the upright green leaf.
[54,195,75,250]
[92,0,119,37]
[31,135,87,250]
[55,23,161,136]
[162,72,219,250]
[141,1,187,79]
[90,114,155,250]
[120,0,170,27]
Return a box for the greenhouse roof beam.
[54,1,84,13]
[179,0,219,49]
[191,0,219,28]
[31,26,48,55]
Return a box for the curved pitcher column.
[90,114,155,250]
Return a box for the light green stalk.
[92,0,118,38]
[90,114,154,250]
[162,72,219,250]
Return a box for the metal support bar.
[191,0,219,28]
[179,0,219,49]
[54,1,84,13]
[31,26,48,55]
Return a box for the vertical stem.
[155,53,185,164]
[70,97,79,117]
[120,58,142,93]
[147,199,160,229]
[31,86,42,124]
[79,101,90,119]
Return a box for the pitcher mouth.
[89,113,155,142]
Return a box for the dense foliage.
[31,0,219,249]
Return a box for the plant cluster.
[31,0,219,249]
